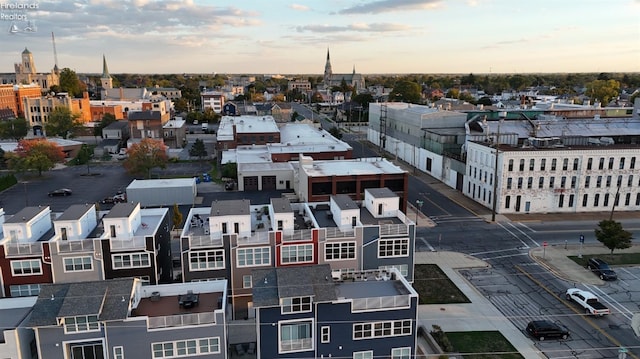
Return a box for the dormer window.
[281,296,312,314]
[63,314,100,333]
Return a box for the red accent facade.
[0,242,53,297]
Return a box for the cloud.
[338,0,441,14]
[296,22,410,33]
[290,3,310,11]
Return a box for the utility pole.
[491,112,506,222]
[415,200,424,225]
[609,182,621,221]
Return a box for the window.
[10,284,41,297]
[281,296,312,314]
[113,253,150,269]
[69,342,103,359]
[281,244,313,264]
[237,247,271,267]
[637,193,640,206]
[582,194,588,207]
[279,320,313,353]
[606,175,612,188]
[573,158,579,170]
[549,177,555,188]
[507,177,512,189]
[629,175,634,187]
[517,177,523,189]
[353,320,412,340]
[505,196,511,209]
[64,256,92,272]
[519,159,525,171]
[189,249,224,270]
[538,177,544,188]
[631,157,636,169]
[354,351,373,359]
[604,193,610,207]
[571,176,576,189]
[608,157,614,170]
[426,158,432,171]
[152,338,220,358]
[625,193,631,206]
[243,275,252,289]
[596,176,602,188]
[587,158,593,170]
[321,326,330,343]
[529,159,535,171]
[378,239,409,257]
[391,347,411,359]
[325,242,356,260]
[584,176,590,188]
[551,159,557,171]
[560,176,566,188]
[113,346,124,359]
[64,315,100,333]
[562,158,568,171]
[569,194,575,207]
[540,158,546,171]
[594,194,600,207]
[598,157,605,170]
[620,157,625,169]
[508,159,513,171]
[617,175,623,187]
[11,259,42,276]
[527,177,533,189]
[558,194,564,208]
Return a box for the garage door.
[244,176,258,191]
[262,176,277,190]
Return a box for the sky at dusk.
[1,0,639,75]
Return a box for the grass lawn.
[568,253,640,266]
[414,264,470,304]
[446,331,523,359]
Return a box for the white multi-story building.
[466,141,640,214]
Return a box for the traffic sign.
[579,235,585,243]
[543,241,548,247]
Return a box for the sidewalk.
[415,251,545,359]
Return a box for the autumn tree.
[586,79,620,105]
[172,203,183,230]
[123,138,168,179]
[45,107,83,139]
[5,138,65,176]
[595,219,633,254]
[0,117,29,140]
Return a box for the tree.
[75,144,94,175]
[172,203,183,230]
[123,138,168,179]
[93,113,117,138]
[390,81,422,103]
[221,162,237,179]
[328,126,343,139]
[189,138,208,160]
[594,219,632,254]
[586,79,620,105]
[0,118,29,140]
[58,68,86,97]
[45,107,83,139]
[6,138,65,176]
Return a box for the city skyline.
[1,0,638,75]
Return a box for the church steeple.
[323,48,332,87]
[100,54,113,90]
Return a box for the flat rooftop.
[336,278,411,299]
[301,158,405,177]
[127,178,196,189]
[134,292,222,318]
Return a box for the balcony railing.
[282,229,313,242]
[4,242,43,257]
[148,312,216,329]
[189,235,223,248]
[58,239,94,253]
[280,338,312,352]
[110,236,148,251]
[351,295,411,312]
[380,224,408,236]
[324,227,355,239]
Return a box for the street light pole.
[415,199,424,225]
[491,112,506,223]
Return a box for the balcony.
[57,239,94,253]
[4,242,42,257]
[282,229,313,242]
[351,295,411,312]
[324,227,355,239]
[380,224,408,236]
[110,236,147,251]
[189,235,222,249]
[148,312,216,329]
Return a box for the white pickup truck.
[565,288,610,316]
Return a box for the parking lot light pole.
[415,199,424,225]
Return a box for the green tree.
[93,113,117,138]
[0,117,29,140]
[189,138,208,160]
[172,203,183,230]
[586,79,620,105]
[58,68,86,97]
[328,126,343,139]
[123,138,168,179]
[0,148,6,169]
[202,108,220,124]
[75,144,94,175]
[45,107,83,139]
[5,138,65,176]
[221,162,237,179]
[594,219,633,254]
[390,81,422,103]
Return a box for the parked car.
[48,188,73,197]
[565,288,610,316]
[526,320,570,340]
[113,192,127,202]
[101,196,125,204]
[587,257,617,281]
[225,180,235,191]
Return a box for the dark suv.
[587,257,617,281]
[526,320,569,340]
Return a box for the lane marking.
[470,247,527,256]
[482,253,529,261]
[418,237,435,252]
[507,222,540,247]
[517,222,536,233]
[584,284,633,320]
[497,222,531,248]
